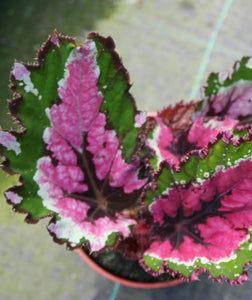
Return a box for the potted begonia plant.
[0,30,251,288]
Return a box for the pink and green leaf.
[144,130,252,207]
[147,98,249,172]
[91,34,148,162]
[194,57,252,122]
[1,31,148,251]
[142,133,252,282]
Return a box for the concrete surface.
[1,0,252,299]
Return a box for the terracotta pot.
[76,249,185,289]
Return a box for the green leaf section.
[91,34,144,163]
[3,34,75,221]
[144,134,252,208]
[105,232,117,246]
[143,234,252,281]
[142,255,163,273]
[149,154,160,172]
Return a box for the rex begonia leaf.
[0,31,148,251]
[142,132,252,283]
[194,57,252,122]
[147,101,248,172]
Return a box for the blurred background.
[1,0,252,299]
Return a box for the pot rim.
[76,249,185,289]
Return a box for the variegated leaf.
[0,31,148,251]
[194,57,252,122]
[142,132,252,283]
